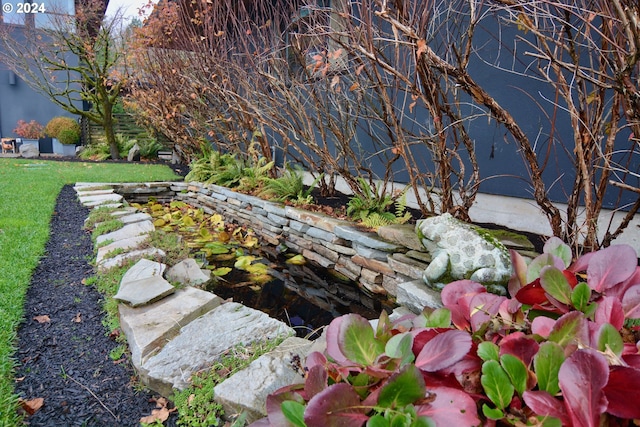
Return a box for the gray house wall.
[0,4,79,153]
[275,3,639,211]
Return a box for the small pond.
[136,200,395,338]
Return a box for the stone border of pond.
[127,182,537,307]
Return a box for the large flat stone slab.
[95,220,155,245]
[165,258,211,286]
[78,193,123,207]
[140,302,295,396]
[121,258,166,283]
[97,248,165,272]
[213,337,313,423]
[96,212,152,228]
[96,235,149,265]
[396,279,442,313]
[119,287,223,367]
[114,276,175,307]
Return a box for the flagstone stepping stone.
[95,212,152,228]
[114,275,175,308]
[78,193,123,207]
[95,220,154,245]
[96,235,150,265]
[109,207,138,217]
[97,248,165,272]
[165,258,212,286]
[139,302,295,397]
[213,336,314,423]
[119,287,223,367]
[121,258,166,282]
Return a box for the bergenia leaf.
[304,365,328,401]
[522,391,569,424]
[621,284,640,319]
[482,404,504,420]
[515,279,547,305]
[440,281,485,329]
[543,236,573,268]
[526,253,565,284]
[595,296,624,331]
[499,332,539,366]
[338,314,385,366]
[366,415,388,427]
[304,383,366,427]
[477,341,500,362]
[539,266,572,305]
[596,323,623,356]
[570,282,591,312]
[533,342,565,395]
[469,293,506,332]
[586,244,637,292]
[531,316,556,338]
[415,330,472,372]
[602,366,640,419]
[281,401,307,427]
[424,308,451,328]
[266,390,306,427]
[325,317,349,364]
[385,332,415,366]
[377,365,426,408]
[500,354,528,396]
[415,386,480,426]
[440,280,486,309]
[481,360,514,410]
[558,349,609,427]
[548,311,588,349]
[509,249,529,294]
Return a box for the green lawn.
[0,159,181,425]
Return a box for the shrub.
[45,116,80,141]
[57,128,80,145]
[257,238,640,426]
[13,120,44,139]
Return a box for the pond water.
[138,200,396,339]
[204,244,395,339]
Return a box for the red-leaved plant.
[251,238,640,427]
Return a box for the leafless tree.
[0,0,130,158]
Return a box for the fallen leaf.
[33,315,50,324]
[140,407,171,424]
[72,312,82,323]
[19,397,44,415]
[140,397,176,424]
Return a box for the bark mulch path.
[14,185,175,426]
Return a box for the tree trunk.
[102,107,119,160]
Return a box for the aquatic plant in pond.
[133,200,387,336]
[254,238,640,426]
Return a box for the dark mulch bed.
[14,185,173,427]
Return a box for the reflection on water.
[205,245,396,339]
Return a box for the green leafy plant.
[347,177,412,228]
[260,167,323,205]
[91,219,123,243]
[57,128,80,145]
[173,340,283,426]
[255,238,640,426]
[79,133,136,160]
[44,116,80,143]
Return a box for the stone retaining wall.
[111,181,445,310]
